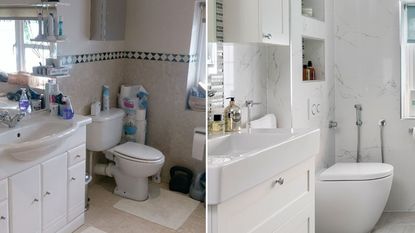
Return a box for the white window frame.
[4,19,52,72]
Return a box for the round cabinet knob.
[263,33,272,39]
[44,191,51,196]
[32,198,39,204]
[0,216,6,220]
[275,177,284,185]
[75,155,81,158]
[71,177,76,181]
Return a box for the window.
[0,20,52,74]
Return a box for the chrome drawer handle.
[275,177,284,185]
[263,33,272,39]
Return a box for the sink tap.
[245,100,261,133]
[0,110,26,128]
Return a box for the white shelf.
[301,0,325,21]
[302,16,325,40]
[31,74,70,79]
[0,2,69,8]
[30,36,66,43]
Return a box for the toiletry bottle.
[19,88,30,114]
[58,16,63,36]
[62,96,74,120]
[224,97,241,132]
[102,85,110,111]
[47,13,55,37]
[37,13,44,38]
[303,64,308,81]
[307,61,316,80]
[211,114,224,133]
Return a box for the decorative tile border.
[58,51,197,66]
[216,0,223,42]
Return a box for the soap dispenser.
[224,97,241,132]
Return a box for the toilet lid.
[112,142,164,161]
[319,163,393,181]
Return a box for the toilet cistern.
[245,100,261,132]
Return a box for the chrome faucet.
[0,110,26,128]
[245,100,261,132]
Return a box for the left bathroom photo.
[0,0,206,232]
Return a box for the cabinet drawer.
[0,180,7,202]
[68,144,86,167]
[0,200,8,233]
[273,203,314,233]
[216,158,314,233]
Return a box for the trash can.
[85,173,93,210]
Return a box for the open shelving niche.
[302,36,325,82]
[301,0,325,22]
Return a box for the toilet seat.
[112,142,164,162]
[320,163,393,181]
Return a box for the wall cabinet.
[209,158,314,233]
[223,0,289,45]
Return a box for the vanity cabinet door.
[0,201,9,233]
[9,165,41,233]
[42,153,68,233]
[67,161,85,222]
[260,0,289,45]
[223,0,289,45]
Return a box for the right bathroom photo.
[206,0,414,233]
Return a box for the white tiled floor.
[74,177,205,233]
[372,212,415,233]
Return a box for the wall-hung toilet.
[86,108,165,201]
[316,163,393,233]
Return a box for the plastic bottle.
[19,88,30,114]
[62,96,74,120]
[58,16,64,36]
[102,85,110,111]
[47,13,55,37]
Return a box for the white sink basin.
[208,128,320,204]
[0,111,83,161]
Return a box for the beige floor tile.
[82,177,205,233]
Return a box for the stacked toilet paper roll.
[135,120,147,144]
[192,127,206,161]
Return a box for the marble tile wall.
[291,0,335,171]
[223,43,291,128]
[334,0,415,211]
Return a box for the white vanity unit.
[0,111,91,233]
[208,128,320,233]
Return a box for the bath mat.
[113,184,199,230]
[79,226,107,233]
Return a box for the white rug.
[80,226,107,233]
[113,184,199,230]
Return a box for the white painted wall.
[334,0,415,212]
[58,0,124,56]
[125,0,195,54]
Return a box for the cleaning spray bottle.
[224,97,241,132]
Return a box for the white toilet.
[86,108,165,201]
[316,162,393,233]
